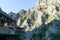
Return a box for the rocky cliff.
[9,0,60,40]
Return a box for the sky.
[0,0,37,13]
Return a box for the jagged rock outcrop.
[17,0,60,28]
[8,0,60,40]
[8,12,18,21]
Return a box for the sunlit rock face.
[17,9,27,27]
[17,0,60,31]
[0,0,60,40]
[16,0,60,40]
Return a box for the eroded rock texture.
[9,0,60,40]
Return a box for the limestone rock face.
[18,9,26,18]
[1,0,60,40]
[17,0,60,30]
[16,0,60,40]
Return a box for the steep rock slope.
[16,0,60,40]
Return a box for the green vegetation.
[15,30,25,40]
[32,21,53,40]
[45,14,49,19]
[27,18,33,27]
[50,30,60,40]
[32,32,45,40]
